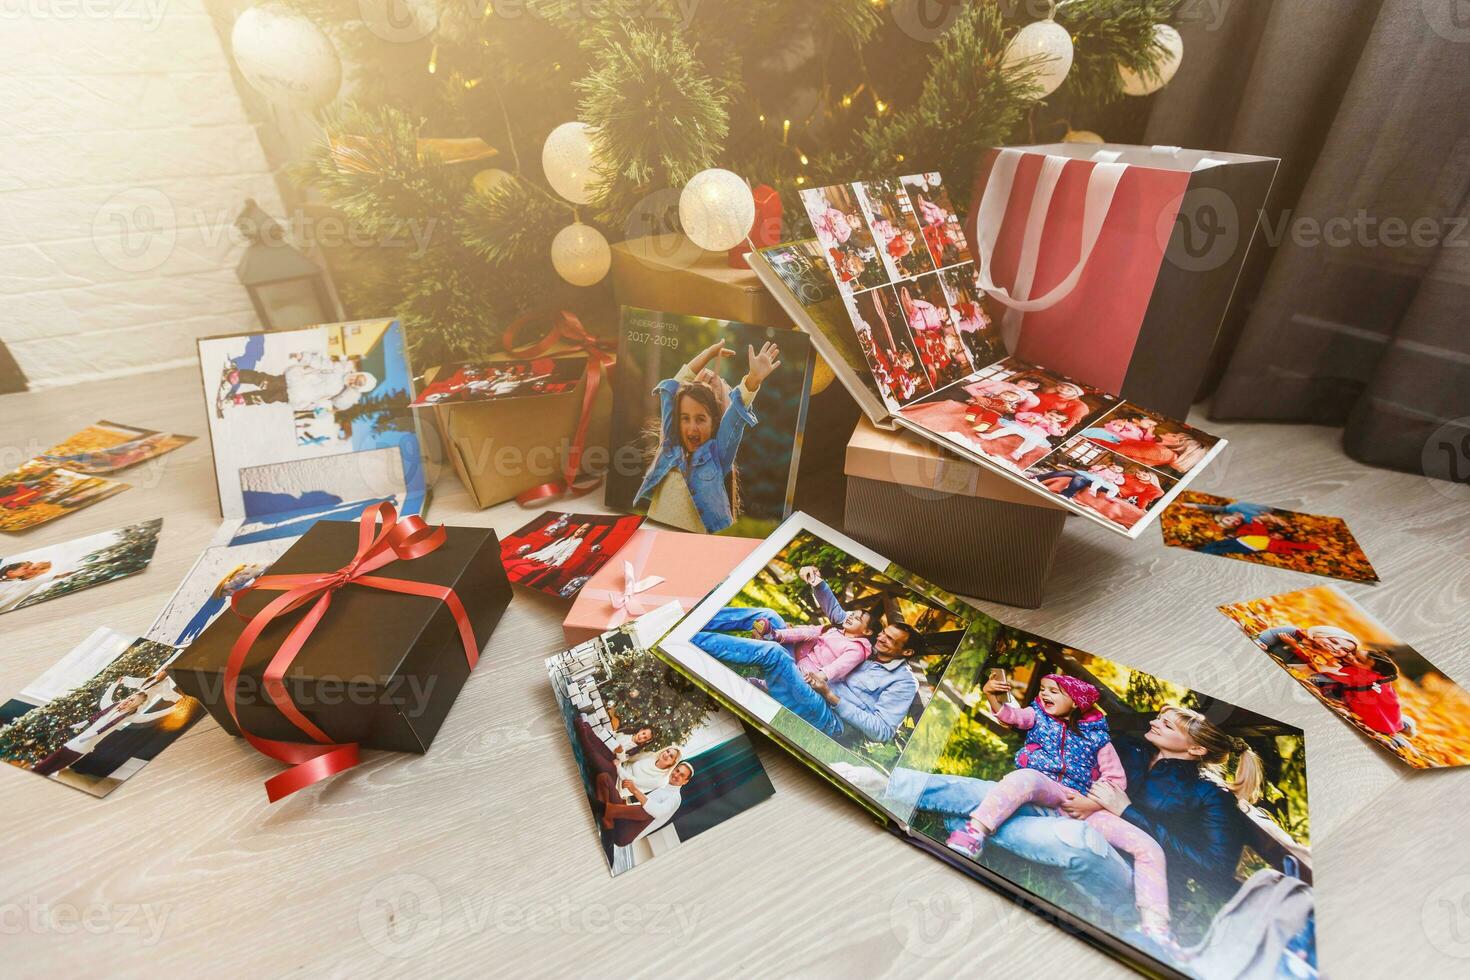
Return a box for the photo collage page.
[800,175,1006,413]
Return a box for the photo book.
[196,318,427,545]
[605,307,814,538]
[657,512,1317,978]
[746,173,1227,538]
[547,602,774,876]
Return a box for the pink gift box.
[561,528,762,646]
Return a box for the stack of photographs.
[746,173,1227,539]
[657,512,1317,979]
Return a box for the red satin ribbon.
[499,310,616,506]
[225,502,480,803]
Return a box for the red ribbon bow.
[225,502,479,803]
[500,310,616,506]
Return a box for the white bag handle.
[974,149,1129,348]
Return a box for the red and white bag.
[968,143,1278,419]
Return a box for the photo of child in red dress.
[411,355,585,407]
[901,173,972,268]
[843,286,932,409]
[1221,584,1470,769]
[801,183,888,295]
[898,273,974,390]
[856,176,936,282]
[500,511,645,598]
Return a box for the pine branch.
[1056,0,1184,106]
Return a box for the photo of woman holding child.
[607,309,814,538]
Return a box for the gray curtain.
[1145,0,1470,480]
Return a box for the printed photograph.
[663,523,971,773]
[901,172,972,268]
[856,176,936,281]
[938,264,1005,368]
[1161,492,1379,584]
[896,272,975,390]
[1028,442,1179,531]
[547,603,775,875]
[901,358,1116,471]
[38,420,194,474]
[411,355,586,407]
[0,519,162,615]
[883,627,1315,976]
[501,510,645,598]
[605,308,814,537]
[843,286,932,408]
[197,319,424,522]
[1220,585,1470,769]
[799,183,888,294]
[233,445,412,543]
[1080,402,1220,479]
[145,537,295,648]
[0,461,129,533]
[0,628,204,797]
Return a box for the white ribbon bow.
[609,561,666,617]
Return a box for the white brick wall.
[0,1,288,387]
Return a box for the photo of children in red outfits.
[856,176,936,282]
[411,355,585,407]
[843,286,933,409]
[898,273,975,390]
[801,183,887,295]
[1220,584,1470,769]
[500,511,645,598]
[901,173,972,268]
[1161,491,1380,584]
[938,265,1005,368]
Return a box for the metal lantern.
[234,199,336,330]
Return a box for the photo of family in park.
[411,355,585,407]
[0,628,203,797]
[500,510,645,598]
[1162,492,1380,584]
[197,319,424,524]
[660,518,971,774]
[606,308,813,538]
[0,519,161,615]
[1221,585,1470,769]
[547,605,774,876]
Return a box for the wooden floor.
[2,365,1467,978]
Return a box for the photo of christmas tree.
[0,628,203,798]
[546,604,773,876]
[0,518,162,616]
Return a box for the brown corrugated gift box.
[427,350,614,510]
[844,418,1067,608]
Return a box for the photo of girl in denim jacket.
[633,339,783,534]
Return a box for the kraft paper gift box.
[169,516,511,756]
[562,527,762,646]
[612,234,797,328]
[428,334,614,511]
[844,418,1067,608]
[968,143,1279,420]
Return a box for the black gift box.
[169,519,511,754]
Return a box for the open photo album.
[746,173,1227,539]
[657,512,1316,979]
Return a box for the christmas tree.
[599,645,716,747]
[273,0,1182,365]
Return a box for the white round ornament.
[231,5,342,111]
[551,223,611,287]
[542,122,599,206]
[1120,24,1184,97]
[678,169,756,253]
[1004,19,1074,99]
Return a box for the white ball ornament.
[1120,24,1184,97]
[551,223,611,287]
[1004,19,1074,99]
[231,5,342,111]
[679,169,756,253]
[542,122,599,206]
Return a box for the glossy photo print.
[800,182,889,294]
[0,628,204,798]
[145,537,295,648]
[0,461,129,533]
[1220,585,1470,769]
[605,308,813,537]
[0,519,162,615]
[1161,492,1379,583]
[501,510,645,599]
[411,355,586,407]
[37,421,194,475]
[547,603,774,876]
